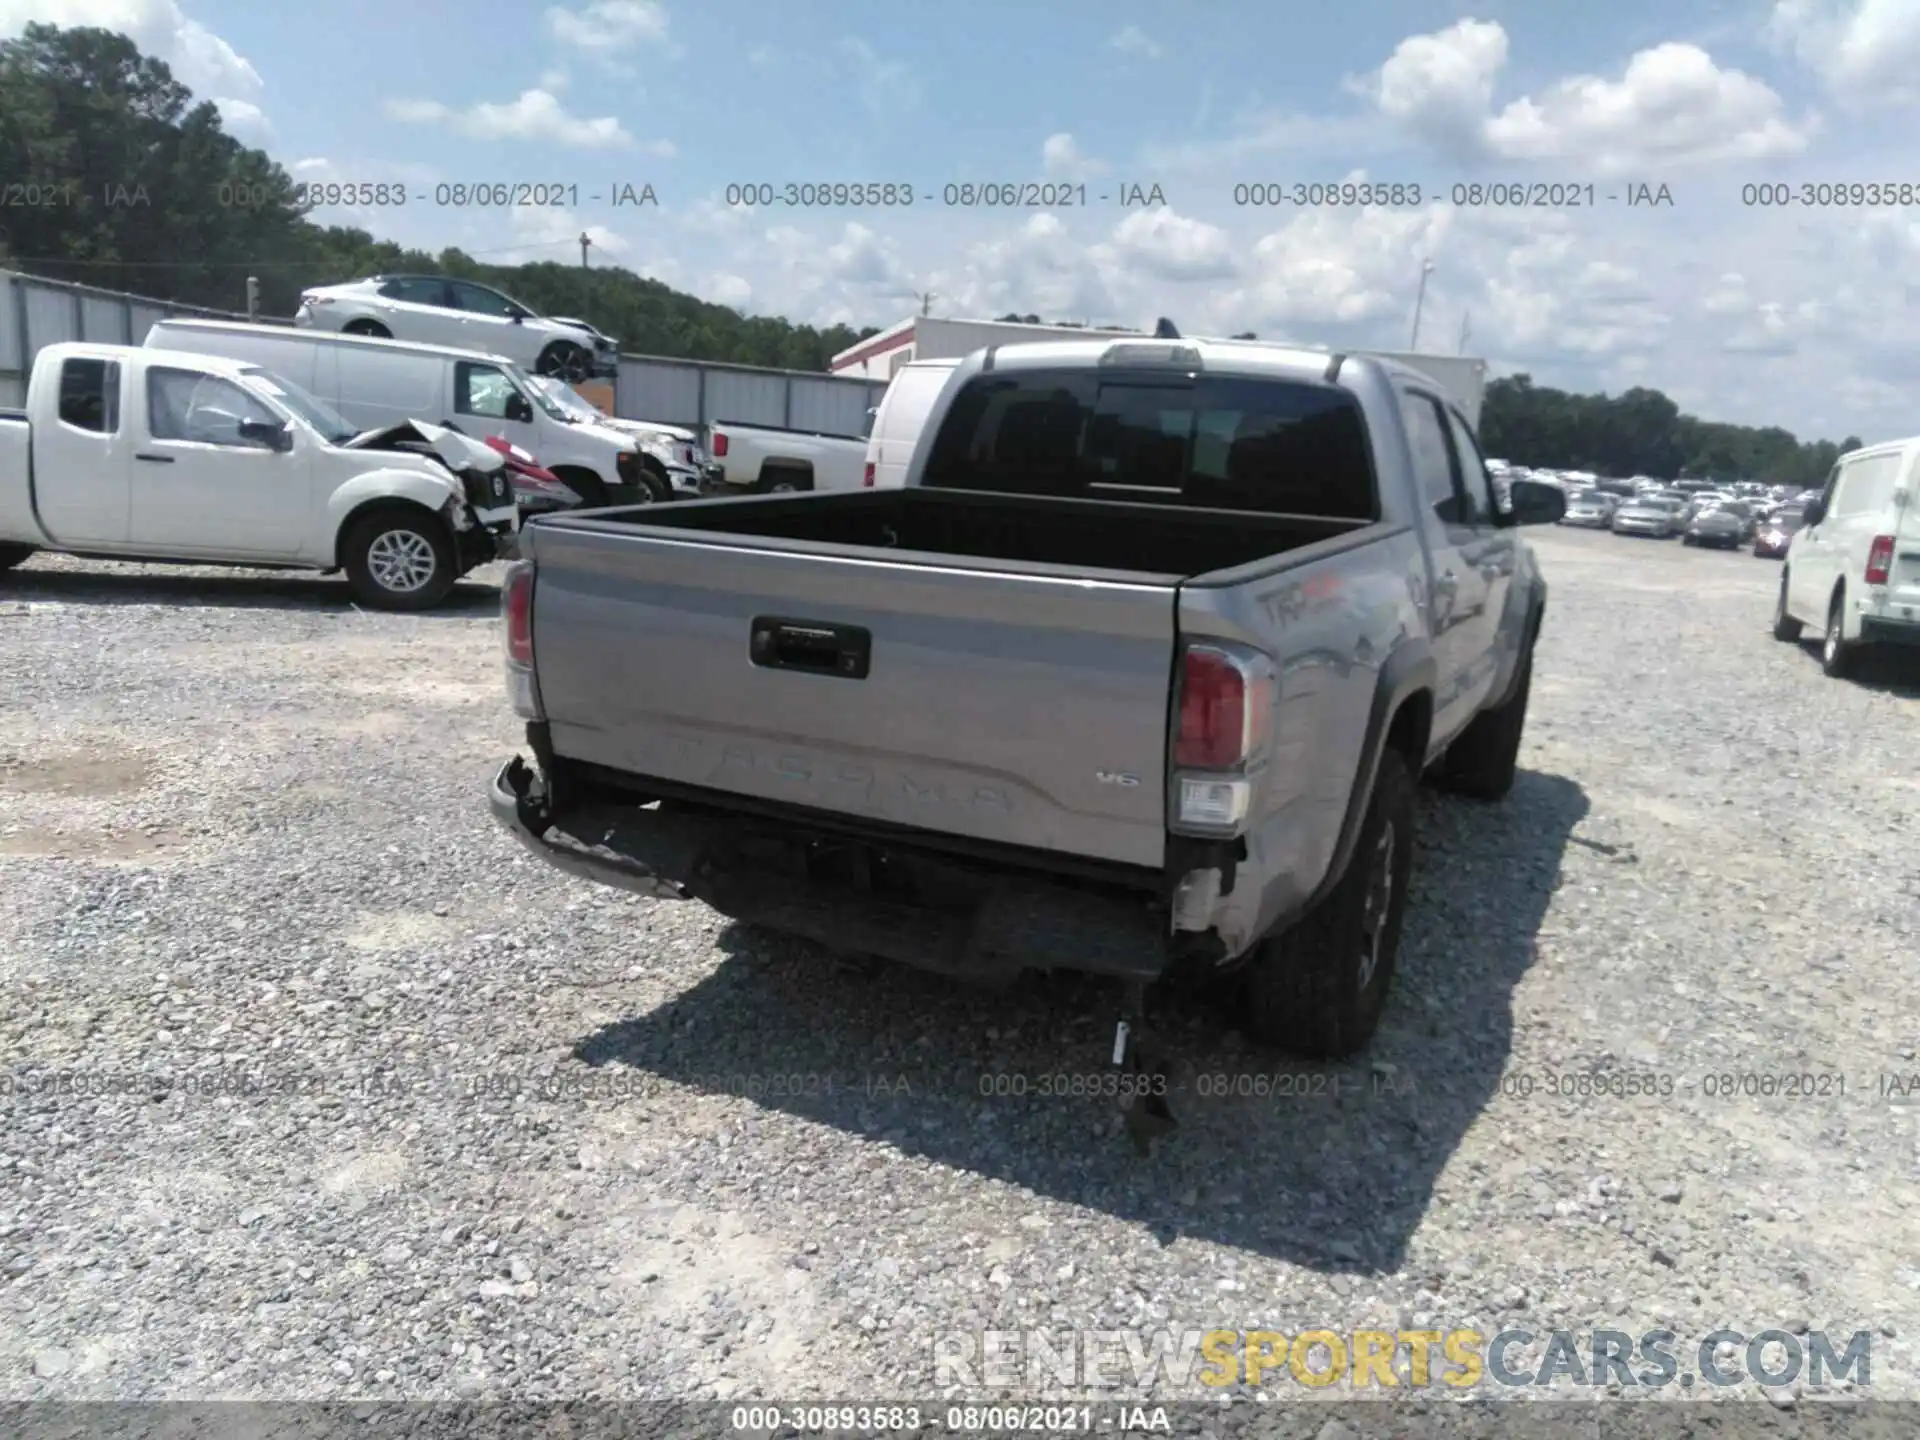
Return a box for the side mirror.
[1801,497,1827,526]
[508,309,527,324]
[1502,477,1567,527]
[240,418,291,451]
[506,396,534,424]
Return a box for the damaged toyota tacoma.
[489,328,1564,1145]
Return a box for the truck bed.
[558,487,1365,577]
[519,490,1369,869]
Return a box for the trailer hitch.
[1112,980,1176,1156]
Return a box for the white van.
[144,320,672,507]
[862,357,961,489]
[1775,435,1920,676]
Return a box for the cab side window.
[58,358,121,433]
[1401,392,1466,524]
[1443,405,1498,523]
[454,362,515,419]
[146,368,280,448]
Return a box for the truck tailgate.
[528,527,1178,868]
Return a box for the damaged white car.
[0,342,519,610]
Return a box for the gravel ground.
[2,536,1917,1415]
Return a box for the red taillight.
[1176,647,1269,768]
[504,563,534,666]
[1866,534,1894,585]
[712,431,728,458]
[863,462,876,487]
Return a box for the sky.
[7,0,1920,444]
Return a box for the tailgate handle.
[750,616,871,679]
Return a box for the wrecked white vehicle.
[0,342,518,609]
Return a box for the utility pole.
[916,290,935,316]
[1457,309,1471,355]
[1409,258,1435,350]
[245,275,259,320]
[579,232,592,268]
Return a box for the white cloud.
[1108,24,1163,60]
[709,273,754,307]
[823,222,910,289]
[839,37,920,115]
[384,89,668,152]
[545,0,669,50]
[1040,133,1108,180]
[1353,19,1813,171]
[1766,0,1920,107]
[213,96,269,138]
[486,205,630,266]
[1102,208,1238,284]
[746,46,776,70]
[0,0,264,110]
[538,67,569,92]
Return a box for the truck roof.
[146,318,520,369]
[37,339,262,379]
[960,335,1431,391]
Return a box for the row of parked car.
[1550,476,1818,557]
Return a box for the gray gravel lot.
[2,534,1917,1411]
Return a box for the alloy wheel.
[366,529,438,593]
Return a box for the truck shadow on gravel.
[0,566,499,616]
[573,769,1588,1272]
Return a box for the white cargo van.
[1775,436,1920,677]
[143,320,668,507]
[862,357,960,489]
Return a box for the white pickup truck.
[705,420,868,493]
[0,342,520,610]
[525,375,706,498]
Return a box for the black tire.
[536,342,592,383]
[1436,642,1532,801]
[341,508,456,611]
[343,319,391,339]
[1681,534,1695,547]
[1821,589,1857,678]
[756,468,813,494]
[1242,749,1415,1058]
[639,460,673,503]
[0,542,35,572]
[556,470,609,508]
[1772,572,1803,640]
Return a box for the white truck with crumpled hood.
[0,342,519,609]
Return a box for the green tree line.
[0,22,1867,472]
[0,23,875,370]
[1480,375,1861,487]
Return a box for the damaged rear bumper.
[489,755,1173,985]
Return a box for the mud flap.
[1113,980,1176,1156]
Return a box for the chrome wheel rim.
[1357,821,1396,991]
[366,529,437,593]
[768,480,798,493]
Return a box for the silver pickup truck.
[489,332,1564,1147]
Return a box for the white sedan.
[293,274,618,381]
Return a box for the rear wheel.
[342,508,456,611]
[756,467,813,494]
[1772,572,1802,640]
[537,342,593,383]
[1242,750,1415,1058]
[0,542,35,572]
[1822,590,1858,678]
[343,319,391,339]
